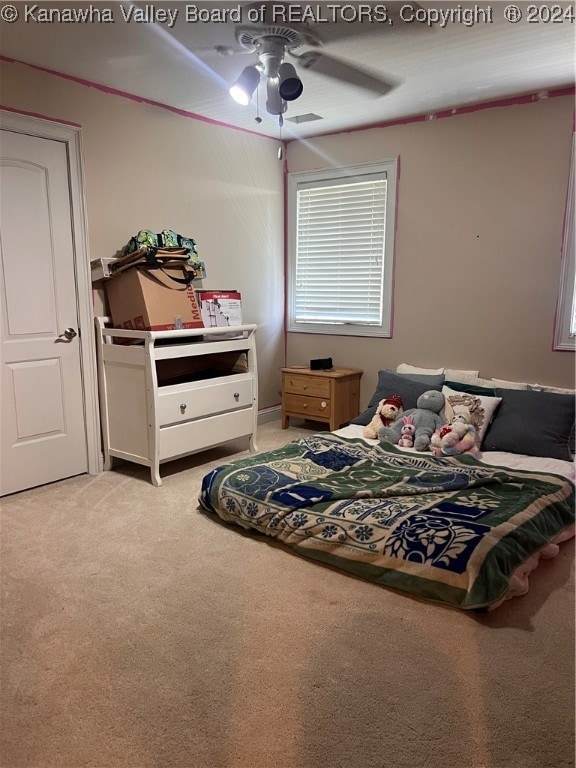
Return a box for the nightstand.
[281,366,363,431]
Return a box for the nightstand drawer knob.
[321,401,327,408]
[234,392,240,401]
[303,403,308,409]
[180,403,187,413]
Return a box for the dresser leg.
[281,414,289,429]
[151,465,163,487]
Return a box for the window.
[287,160,398,337]
[554,133,575,351]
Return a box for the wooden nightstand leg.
[281,413,289,429]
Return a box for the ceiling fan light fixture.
[266,78,287,116]
[229,65,260,106]
[278,62,303,101]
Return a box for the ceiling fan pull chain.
[278,115,284,160]
[255,82,262,124]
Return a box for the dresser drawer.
[283,373,331,398]
[159,408,255,461]
[158,377,253,426]
[283,393,330,420]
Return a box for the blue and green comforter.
[199,434,575,609]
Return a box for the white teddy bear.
[430,407,481,458]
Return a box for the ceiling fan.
[210,1,414,119]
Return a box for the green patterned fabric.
[199,434,574,610]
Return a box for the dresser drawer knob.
[234,392,240,401]
[180,403,187,413]
[321,401,327,409]
[303,403,308,409]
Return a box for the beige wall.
[3,59,574,417]
[286,96,575,408]
[0,60,285,409]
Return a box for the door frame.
[1,109,101,476]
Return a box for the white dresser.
[95,317,258,486]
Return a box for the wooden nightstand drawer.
[283,373,331,398]
[283,393,331,420]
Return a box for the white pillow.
[444,369,480,383]
[442,385,502,446]
[530,383,575,395]
[491,378,529,390]
[397,363,444,375]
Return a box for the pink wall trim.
[551,122,575,353]
[0,103,81,128]
[389,155,401,340]
[0,55,276,141]
[282,146,289,365]
[297,86,576,141]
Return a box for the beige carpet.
[1,420,574,768]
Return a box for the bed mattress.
[199,428,575,610]
[337,424,575,481]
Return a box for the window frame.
[554,133,575,351]
[287,160,398,337]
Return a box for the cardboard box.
[197,290,242,329]
[105,267,204,332]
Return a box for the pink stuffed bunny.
[397,415,416,448]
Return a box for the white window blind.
[288,161,397,338]
[295,178,386,324]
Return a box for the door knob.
[62,328,77,340]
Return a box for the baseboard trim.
[258,406,282,425]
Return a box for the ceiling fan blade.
[295,51,396,96]
[242,2,428,46]
[194,44,251,57]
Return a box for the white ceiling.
[2,1,574,140]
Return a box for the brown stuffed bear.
[363,394,403,439]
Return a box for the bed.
[199,366,575,610]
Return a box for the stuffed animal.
[378,390,445,451]
[430,407,481,458]
[397,415,416,448]
[363,394,403,439]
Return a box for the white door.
[0,130,88,495]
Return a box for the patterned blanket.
[199,434,575,609]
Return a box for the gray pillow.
[351,370,444,427]
[378,369,444,390]
[483,388,575,461]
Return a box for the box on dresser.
[104,267,204,332]
[196,290,242,329]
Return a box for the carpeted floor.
[1,420,574,768]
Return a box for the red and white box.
[196,290,242,329]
